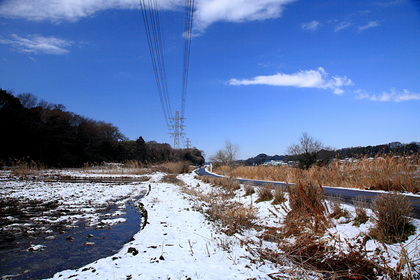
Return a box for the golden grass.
[161,161,191,174]
[10,158,44,178]
[214,154,420,193]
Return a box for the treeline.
[0,89,204,167]
[242,142,419,167]
[336,142,419,158]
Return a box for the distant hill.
[242,141,419,166]
[242,153,288,166]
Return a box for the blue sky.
[1,0,419,159]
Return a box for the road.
[195,167,420,219]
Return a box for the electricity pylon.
[169,111,185,149]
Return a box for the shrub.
[256,183,274,203]
[370,192,415,243]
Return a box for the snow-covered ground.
[1,168,420,279]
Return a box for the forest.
[0,89,204,167]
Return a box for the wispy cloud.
[229,67,354,95]
[358,20,380,31]
[357,89,420,102]
[301,20,320,31]
[334,21,352,32]
[0,0,142,22]
[0,34,72,55]
[0,0,296,34]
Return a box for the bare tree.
[287,132,331,169]
[17,93,38,109]
[210,140,239,167]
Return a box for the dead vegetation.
[214,154,420,193]
[192,173,419,279]
[9,158,44,178]
[256,183,274,203]
[370,192,415,243]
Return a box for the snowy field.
[1,167,420,279]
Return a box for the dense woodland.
[0,89,204,167]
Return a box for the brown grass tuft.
[160,174,183,186]
[162,161,191,174]
[243,182,255,196]
[272,186,286,205]
[283,180,329,236]
[370,192,415,243]
[256,183,274,203]
[328,195,349,220]
[352,197,369,226]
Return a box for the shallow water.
[0,199,143,280]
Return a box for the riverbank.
[45,172,276,280]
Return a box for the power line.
[139,0,194,148]
[181,0,194,119]
[139,0,173,130]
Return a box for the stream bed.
[0,177,150,280]
[1,199,143,280]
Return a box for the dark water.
[0,199,143,280]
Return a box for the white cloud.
[358,20,380,31]
[0,0,144,22]
[194,0,296,32]
[229,67,353,95]
[334,21,352,32]
[0,0,296,33]
[301,20,320,31]
[0,34,72,55]
[357,89,420,102]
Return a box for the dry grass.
[199,176,240,193]
[352,197,369,226]
[243,182,255,196]
[194,170,419,278]
[328,195,349,220]
[184,177,257,235]
[161,161,191,174]
[272,186,286,205]
[279,234,383,279]
[10,158,44,178]
[283,180,329,236]
[370,192,415,243]
[214,154,420,193]
[256,183,274,203]
[160,174,184,186]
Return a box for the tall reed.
[214,154,420,193]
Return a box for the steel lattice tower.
[169,111,185,149]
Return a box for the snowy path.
[47,175,275,280]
